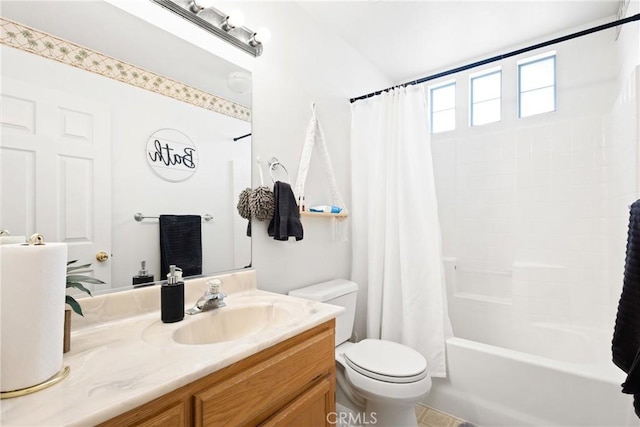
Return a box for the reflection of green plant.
[66,260,104,316]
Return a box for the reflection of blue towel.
[159,215,202,279]
[613,200,640,418]
[268,181,303,241]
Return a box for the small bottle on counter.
[132,260,154,287]
[161,265,184,323]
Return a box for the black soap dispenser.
[161,265,184,323]
[132,260,154,287]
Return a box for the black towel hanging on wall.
[268,181,303,241]
[159,215,202,279]
[613,200,640,418]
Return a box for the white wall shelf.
[300,211,348,218]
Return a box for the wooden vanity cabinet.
[99,320,336,427]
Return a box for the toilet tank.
[289,279,358,346]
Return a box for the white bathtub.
[423,337,636,427]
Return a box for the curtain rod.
[233,133,252,142]
[350,13,640,103]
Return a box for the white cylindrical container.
[0,236,25,245]
[1,242,67,391]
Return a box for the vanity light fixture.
[151,0,269,57]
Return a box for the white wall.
[219,2,392,340]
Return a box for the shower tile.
[570,199,599,218]
[517,137,532,159]
[456,139,484,164]
[483,139,502,164]
[456,163,484,192]
[551,128,573,154]
[527,281,571,300]
[528,296,571,323]
[500,135,517,159]
[513,262,566,283]
[571,166,597,185]
[552,155,572,176]
[572,148,595,169]
[551,184,573,204]
[456,190,484,205]
[532,149,552,172]
[484,173,516,190]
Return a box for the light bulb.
[190,0,215,13]
[226,10,245,28]
[253,27,272,44]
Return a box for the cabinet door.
[260,375,334,427]
[99,401,187,427]
[134,402,186,427]
[194,329,334,426]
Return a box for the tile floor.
[416,404,473,427]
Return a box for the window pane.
[472,72,501,102]
[520,87,555,117]
[520,57,555,91]
[432,84,455,111]
[432,110,455,133]
[472,99,500,126]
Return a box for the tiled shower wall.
[605,66,639,325]
[430,25,638,353]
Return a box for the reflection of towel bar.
[134,212,213,222]
[454,266,512,276]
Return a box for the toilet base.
[365,399,418,427]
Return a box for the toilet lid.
[344,339,428,383]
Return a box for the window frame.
[429,80,456,134]
[469,67,502,127]
[517,51,557,118]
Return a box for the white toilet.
[289,279,431,427]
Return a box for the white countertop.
[0,270,342,426]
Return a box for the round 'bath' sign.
[146,129,199,182]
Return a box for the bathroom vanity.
[100,320,335,426]
[0,270,341,426]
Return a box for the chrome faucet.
[186,279,226,315]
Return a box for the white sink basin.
[173,303,295,345]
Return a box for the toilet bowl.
[337,340,432,426]
[289,280,431,427]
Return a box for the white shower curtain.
[350,85,451,377]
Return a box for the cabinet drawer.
[194,328,334,426]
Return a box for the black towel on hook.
[268,181,303,241]
[159,215,202,279]
[613,199,640,418]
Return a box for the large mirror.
[0,1,252,293]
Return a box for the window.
[430,81,456,133]
[470,67,501,126]
[518,52,556,117]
